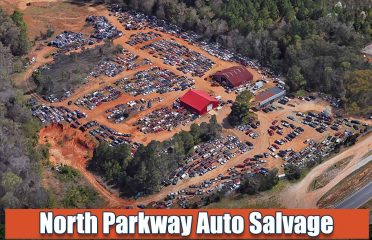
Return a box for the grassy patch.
[309,156,353,191]
[294,89,306,96]
[206,180,286,209]
[55,165,81,182]
[43,165,103,208]
[25,2,84,16]
[62,185,99,208]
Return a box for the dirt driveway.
[279,133,372,208]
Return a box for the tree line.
[89,116,222,197]
[0,9,48,211]
[100,0,371,115]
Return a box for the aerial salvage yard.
[22,3,371,209]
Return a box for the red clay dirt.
[39,124,133,207]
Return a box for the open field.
[10,1,372,208]
[0,0,101,40]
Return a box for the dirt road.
[279,133,372,208]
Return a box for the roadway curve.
[279,133,372,208]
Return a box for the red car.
[235,164,245,169]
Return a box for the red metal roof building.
[255,87,286,107]
[180,90,219,115]
[212,66,253,88]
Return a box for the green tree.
[287,65,306,92]
[284,164,301,180]
[228,90,254,127]
[10,10,29,55]
[343,70,372,114]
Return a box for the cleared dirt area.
[2,1,102,40]
[0,0,59,11]
[279,133,372,208]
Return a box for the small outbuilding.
[213,66,253,88]
[180,89,219,115]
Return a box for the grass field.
[309,156,353,191]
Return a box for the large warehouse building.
[180,89,219,115]
[212,66,253,88]
[256,87,286,108]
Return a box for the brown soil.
[0,1,103,40]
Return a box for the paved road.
[336,181,372,209]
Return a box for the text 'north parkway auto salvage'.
[40,211,333,237]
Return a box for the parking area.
[90,48,152,78]
[105,97,163,123]
[109,6,287,83]
[48,31,96,51]
[86,15,122,40]
[135,102,199,134]
[75,85,122,110]
[32,105,87,125]
[149,94,368,205]
[141,39,215,77]
[163,135,250,186]
[126,31,162,46]
[79,121,135,149]
[116,67,195,96]
[48,15,121,52]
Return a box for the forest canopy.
[0,9,47,210]
[89,116,222,197]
